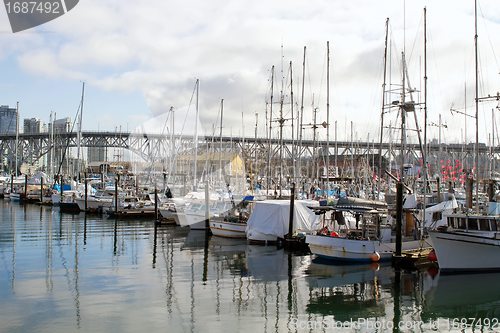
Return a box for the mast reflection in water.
[1,199,500,332]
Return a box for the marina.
[3,1,500,332]
[2,199,500,333]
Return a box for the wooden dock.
[392,247,436,269]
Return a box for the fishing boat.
[427,201,500,272]
[209,198,253,238]
[305,197,430,262]
[427,0,500,273]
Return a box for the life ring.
[330,232,339,237]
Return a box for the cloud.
[3,0,500,145]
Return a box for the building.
[87,146,108,163]
[0,105,18,135]
[23,118,46,134]
[23,118,47,173]
[47,117,73,174]
[48,117,72,133]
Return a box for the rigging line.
[406,12,424,67]
[477,0,500,71]
[179,80,198,138]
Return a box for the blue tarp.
[53,184,71,192]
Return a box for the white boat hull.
[428,230,500,272]
[185,212,209,230]
[75,197,112,210]
[10,193,21,201]
[247,229,278,244]
[306,234,428,262]
[209,220,246,238]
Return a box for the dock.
[392,247,436,269]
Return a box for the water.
[2,199,500,333]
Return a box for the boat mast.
[378,18,389,200]
[77,82,85,181]
[326,41,330,197]
[298,46,306,197]
[400,52,407,185]
[15,101,19,177]
[219,99,224,190]
[474,0,479,212]
[290,61,296,195]
[194,79,199,192]
[267,66,274,195]
[423,7,428,239]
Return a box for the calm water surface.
[1,199,500,332]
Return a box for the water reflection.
[422,272,500,321]
[3,199,500,332]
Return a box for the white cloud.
[2,0,499,145]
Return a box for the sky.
[1,0,500,146]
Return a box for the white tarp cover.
[27,172,49,185]
[425,197,458,213]
[246,200,321,238]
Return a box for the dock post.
[40,176,44,203]
[395,182,403,256]
[10,174,13,194]
[24,174,28,201]
[287,183,295,239]
[84,172,88,211]
[154,184,158,222]
[205,180,210,234]
[114,174,119,214]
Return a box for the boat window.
[479,218,491,231]
[216,203,225,209]
[448,217,457,228]
[467,218,479,230]
[458,218,467,229]
[493,219,499,231]
[432,212,442,222]
[191,204,201,210]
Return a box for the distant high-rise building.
[24,117,46,134]
[0,105,18,135]
[48,117,72,133]
[88,146,107,163]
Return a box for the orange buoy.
[370,262,380,271]
[370,251,380,262]
[329,232,339,237]
[428,249,437,262]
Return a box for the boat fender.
[370,251,380,262]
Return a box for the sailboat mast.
[15,101,19,176]
[474,0,479,212]
[400,53,407,184]
[77,82,85,180]
[267,66,274,194]
[219,99,223,190]
[298,46,306,195]
[378,18,389,200]
[290,61,295,194]
[194,79,199,192]
[326,41,330,197]
[423,7,428,239]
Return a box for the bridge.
[1,131,499,179]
